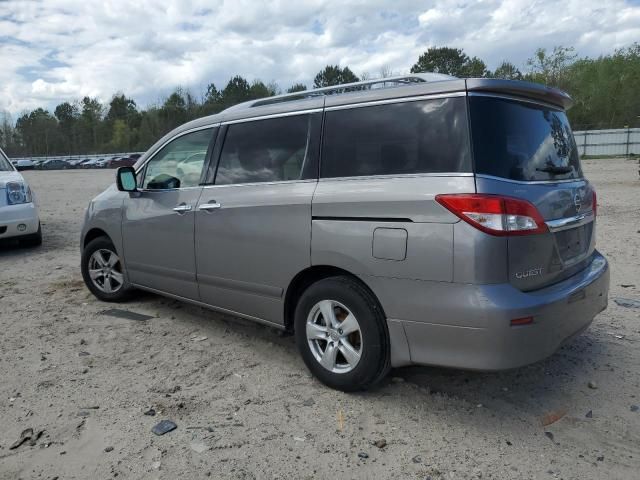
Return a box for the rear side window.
[469,96,582,181]
[321,97,471,178]
[216,115,312,185]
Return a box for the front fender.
[80,185,126,256]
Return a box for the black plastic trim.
[312,216,413,223]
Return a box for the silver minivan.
[80,74,609,391]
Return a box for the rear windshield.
[469,96,582,181]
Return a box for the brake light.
[435,194,548,236]
[592,190,597,217]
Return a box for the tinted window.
[321,97,471,178]
[142,128,213,189]
[216,115,310,185]
[470,96,582,181]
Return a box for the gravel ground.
[1,158,639,480]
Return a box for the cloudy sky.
[1,0,639,116]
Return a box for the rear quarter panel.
[311,175,475,282]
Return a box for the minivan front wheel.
[81,237,133,302]
[294,276,390,391]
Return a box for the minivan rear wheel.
[294,276,390,391]
[81,236,133,302]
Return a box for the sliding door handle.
[199,202,221,211]
[173,204,192,213]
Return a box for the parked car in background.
[0,147,42,246]
[12,159,36,171]
[76,158,92,168]
[95,158,109,168]
[80,74,609,391]
[40,159,70,170]
[80,158,100,169]
[67,158,85,168]
[108,156,137,168]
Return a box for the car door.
[121,126,217,300]
[195,112,321,325]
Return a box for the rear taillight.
[592,190,597,217]
[511,316,533,326]
[435,194,548,236]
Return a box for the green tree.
[54,102,79,154]
[201,83,224,116]
[136,108,162,150]
[220,76,252,106]
[525,46,577,88]
[410,47,489,77]
[15,108,61,155]
[160,89,188,132]
[110,119,132,151]
[492,61,523,80]
[464,57,489,77]
[248,80,276,100]
[1,111,20,155]
[204,83,221,105]
[287,83,307,93]
[106,94,137,124]
[562,43,640,129]
[79,97,103,152]
[313,65,359,88]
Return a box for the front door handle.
[199,202,221,211]
[173,203,192,213]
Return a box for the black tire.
[81,236,133,302]
[294,275,390,392]
[20,223,42,247]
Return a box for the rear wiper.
[536,165,572,174]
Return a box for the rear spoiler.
[465,78,573,110]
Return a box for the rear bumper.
[365,251,609,369]
[0,202,40,239]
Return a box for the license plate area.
[555,224,590,263]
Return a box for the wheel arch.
[283,265,386,332]
[83,227,112,249]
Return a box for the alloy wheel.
[306,299,363,374]
[88,249,124,294]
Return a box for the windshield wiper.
[536,165,572,175]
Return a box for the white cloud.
[0,0,638,115]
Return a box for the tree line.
[1,43,638,157]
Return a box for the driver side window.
[142,128,214,190]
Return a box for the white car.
[0,148,42,246]
[15,159,36,171]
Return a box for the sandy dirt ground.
[1,158,639,480]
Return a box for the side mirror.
[116,166,137,192]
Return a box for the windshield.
[0,149,14,171]
[469,96,582,181]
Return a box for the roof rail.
[224,72,456,111]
